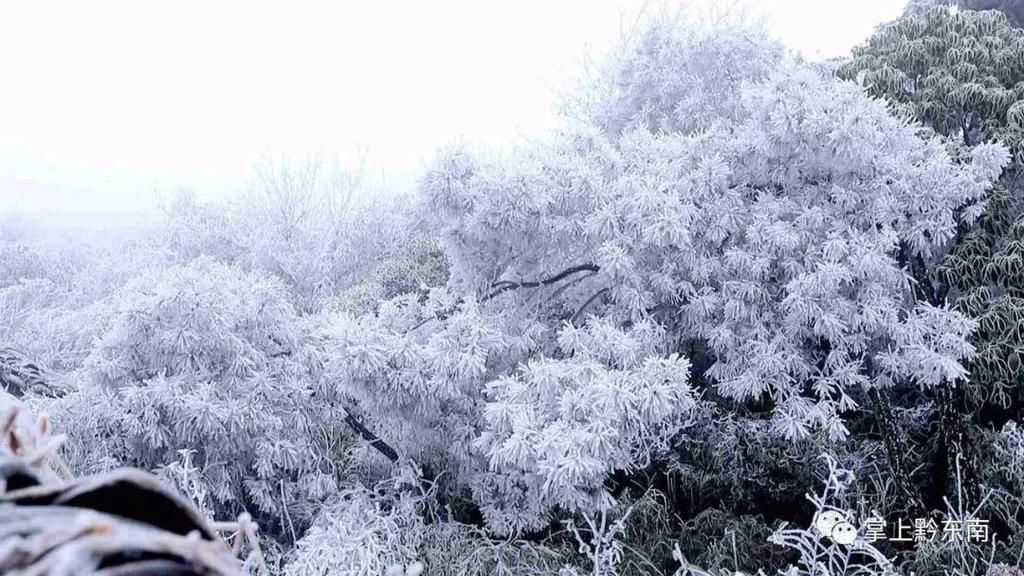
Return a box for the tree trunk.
[869,389,926,517]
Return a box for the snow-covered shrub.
[669,402,822,508]
[327,235,449,316]
[284,477,575,576]
[159,191,245,264]
[0,236,168,371]
[318,290,512,474]
[283,486,425,576]
[571,15,784,137]
[765,456,896,576]
[47,257,341,534]
[0,278,65,342]
[0,243,52,289]
[418,521,565,576]
[318,286,699,533]
[373,235,449,302]
[3,297,116,373]
[473,321,695,533]
[671,508,784,575]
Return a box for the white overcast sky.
[0,1,907,218]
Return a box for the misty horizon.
[1,0,905,222]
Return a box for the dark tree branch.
[342,410,399,463]
[542,270,598,307]
[481,264,600,303]
[405,264,603,334]
[899,242,943,307]
[571,288,610,326]
[913,253,945,306]
[489,280,519,291]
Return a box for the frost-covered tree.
[326,235,449,316]
[159,170,440,314]
[838,6,1024,508]
[319,18,1008,536]
[159,191,245,264]
[428,46,1007,441]
[838,7,1024,153]
[838,8,1024,395]
[0,235,173,372]
[48,257,341,534]
[906,0,1024,29]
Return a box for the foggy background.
[0,0,905,225]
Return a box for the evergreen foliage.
[839,6,1024,515]
[906,0,1024,29]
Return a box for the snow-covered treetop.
[327,16,1009,534]
[426,16,1007,427]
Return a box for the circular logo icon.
[814,510,845,537]
[830,521,857,545]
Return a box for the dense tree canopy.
[50,258,341,530]
[906,0,1024,29]
[839,7,1024,480]
[839,6,1024,155]
[313,21,1010,536]
[7,10,1024,576]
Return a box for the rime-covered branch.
[343,410,399,462]
[481,263,600,302]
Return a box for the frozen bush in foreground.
[48,258,341,534]
[283,486,424,576]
